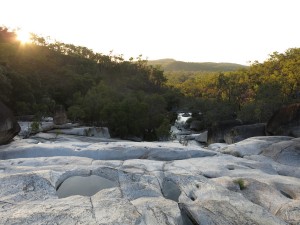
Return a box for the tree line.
[0,27,180,140]
[166,48,300,128]
[1,26,299,139]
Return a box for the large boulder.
[224,123,266,144]
[207,119,242,144]
[218,136,293,157]
[261,137,300,167]
[0,102,20,145]
[195,131,208,143]
[266,103,300,137]
[48,127,111,139]
[53,105,67,125]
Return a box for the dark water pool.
[162,180,195,225]
[56,175,116,198]
[162,179,181,202]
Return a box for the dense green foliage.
[0,27,180,140]
[148,58,247,72]
[166,48,300,125]
[1,26,299,140]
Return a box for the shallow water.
[162,180,181,202]
[56,175,116,198]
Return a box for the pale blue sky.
[1,0,299,64]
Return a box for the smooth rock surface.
[48,126,111,138]
[261,137,300,166]
[195,130,208,143]
[216,136,293,157]
[0,134,299,224]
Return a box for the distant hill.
[148,59,247,72]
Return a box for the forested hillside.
[148,58,247,72]
[1,26,299,140]
[166,48,300,129]
[0,27,181,140]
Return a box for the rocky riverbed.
[0,133,299,225]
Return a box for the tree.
[0,27,17,43]
[0,65,12,103]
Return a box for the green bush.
[155,118,171,141]
[234,178,246,190]
[30,121,40,134]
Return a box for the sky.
[1,0,299,65]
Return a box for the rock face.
[266,103,300,137]
[224,123,266,144]
[207,119,242,144]
[53,105,68,125]
[0,134,300,224]
[195,130,208,143]
[216,136,294,157]
[0,101,20,145]
[48,127,110,138]
[261,137,300,167]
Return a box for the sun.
[16,30,31,44]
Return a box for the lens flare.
[16,30,31,43]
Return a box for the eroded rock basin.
[56,175,117,198]
[0,135,300,224]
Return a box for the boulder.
[53,105,67,125]
[261,137,300,167]
[219,136,293,157]
[18,121,81,138]
[207,119,242,144]
[0,101,20,144]
[195,130,208,143]
[48,127,110,138]
[224,123,266,144]
[266,103,300,137]
[172,173,287,225]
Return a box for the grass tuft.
[234,178,246,190]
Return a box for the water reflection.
[57,175,116,198]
